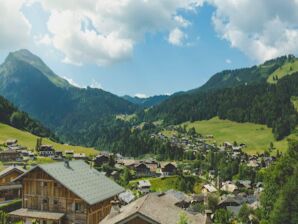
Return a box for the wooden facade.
[0,150,20,161]
[20,168,114,224]
[0,167,23,202]
[0,169,23,185]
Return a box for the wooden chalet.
[9,160,124,224]
[0,166,25,202]
[134,163,151,177]
[161,163,177,176]
[94,155,110,167]
[101,193,208,224]
[38,145,55,157]
[0,149,20,161]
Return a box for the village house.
[101,193,209,224]
[65,150,74,158]
[73,153,87,160]
[6,139,18,146]
[0,149,21,161]
[138,180,151,194]
[143,160,159,174]
[221,181,238,193]
[160,162,177,177]
[0,166,25,202]
[9,160,124,224]
[38,145,55,157]
[134,163,151,177]
[202,184,217,194]
[94,154,110,167]
[118,191,135,205]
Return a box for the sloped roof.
[203,184,217,193]
[0,166,26,178]
[101,193,207,224]
[15,160,124,205]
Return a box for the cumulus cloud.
[209,0,298,62]
[63,76,81,88]
[168,28,187,46]
[135,93,147,98]
[36,0,203,66]
[225,58,232,64]
[0,0,31,50]
[34,34,52,45]
[89,79,103,89]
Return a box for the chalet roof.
[202,184,217,193]
[221,183,238,193]
[101,193,207,224]
[0,166,26,178]
[15,160,124,205]
[166,189,191,203]
[138,180,151,188]
[10,208,64,221]
[118,191,135,204]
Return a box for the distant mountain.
[122,95,169,107]
[145,55,298,140]
[191,55,298,92]
[0,49,137,143]
[0,94,53,138]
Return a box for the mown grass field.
[129,176,178,192]
[267,59,298,83]
[165,117,297,154]
[129,176,202,193]
[0,123,98,156]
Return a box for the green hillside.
[168,117,298,154]
[0,49,137,145]
[267,57,298,83]
[0,123,98,156]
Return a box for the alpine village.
[1,2,298,224]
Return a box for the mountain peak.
[3,49,71,88]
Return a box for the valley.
[0,50,297,224]
[0,123,97,155]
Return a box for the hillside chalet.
[0,166,25,202]
[161,163,177,176]
[101,193,209,224]
[0,149,20,161]
[134,163,151,177]
[9,160,124,224]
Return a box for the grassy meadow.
[0,123,98,156]
[164,117,297,154]
[267,59,298,83]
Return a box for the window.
[54,200,58,205]
[43,199,48,204]
[75,203,81,212]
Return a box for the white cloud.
[34,34,52,45]
[225,58,232,64]
[62,76,81,88]
[89,79,103,89]
[135,93,147,98]
[168,28,187,46]
[0,0,31,50]
[35,0,203,66]
[209,0,298,62]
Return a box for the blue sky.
[1,0,298,97]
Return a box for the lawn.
[267,59,298,83]
[0,123,98,156]
[181,117,296,154]
[129,176,179,192]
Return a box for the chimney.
[109,200,121,217]
[64,159,70,168]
